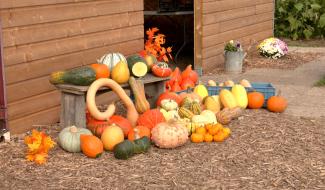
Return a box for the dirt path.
[203,51,325,120]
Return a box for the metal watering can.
[224,51,247,74]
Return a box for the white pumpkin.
[161,99,178,111]
[200,110,217,124]
[58,126,92,153]
[97,52,127,71]
[191,115,209,124]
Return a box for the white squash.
[161,99,178,111]
[97,52,127,71]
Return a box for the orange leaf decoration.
[24,129,55,165]
[144,27,173,63]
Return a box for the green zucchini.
[49,66,96,86]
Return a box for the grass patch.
[315,75,325,86]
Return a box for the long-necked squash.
[86,78,139,126]
[128,77,150,113]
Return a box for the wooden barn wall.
[201,0,274,72]
[0,0,144,134]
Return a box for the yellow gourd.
[231,84,248,108]
[111,61,130,84]
[193,84,209,99]
[219,89,237,108]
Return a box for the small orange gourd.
[80,134,104,158]
[191,133,204,143]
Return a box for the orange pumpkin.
[128,126,151,141]
[80,134,104,158]
[267,95,287,113]
[247,92,264,109]
[181,65,198,84]
[137,109,166,130]
[90,63,110,79]
[108,115,132,137]
[156,91,182,106]
[190,133,204,143]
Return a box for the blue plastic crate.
[208,83,275,107]
[175,83,275,107]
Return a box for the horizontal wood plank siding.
[1,0,144,134]
[201,0,274,72]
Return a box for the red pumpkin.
[108,115,132,137]
[137,109,166,130]
[181,65,198,84]
[152,62,172,77]
[171,67,182,84]
[171,81,182,92]
[156,91,182,106]
[180,78,195,90]
[86,110,110,137]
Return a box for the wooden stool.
[54,74,169,128]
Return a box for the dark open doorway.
[144,0,194,71]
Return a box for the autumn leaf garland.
[144,27,173,63]
[24,129,56,164]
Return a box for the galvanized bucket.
[224,51,246,74]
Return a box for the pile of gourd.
[49,52,174,87]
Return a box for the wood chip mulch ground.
[211,51,325,74]
[1,109,324,189]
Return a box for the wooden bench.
[54,74,169,128]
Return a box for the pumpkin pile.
[190,123,231,143]
[49,51,174,87]
[48,46,288,162]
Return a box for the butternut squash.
[86,78,139,126]
[128,77,150,114]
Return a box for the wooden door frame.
[0,18,8,133]
[194,0,203,75]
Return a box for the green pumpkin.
[113,137,151,159]
[113,140,135,160]
[58,126,92,153]
[133,136,151,153]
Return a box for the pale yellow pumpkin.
[219,89,237,108]
[101,124,124,151]
[231,84,248,108]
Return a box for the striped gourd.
[181,97,193,110]
[98,53,127,71]
[190,101,201,115]
[178,107,194,119]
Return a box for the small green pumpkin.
[113,140,135,160]
[58,126,92,153]
[113,137,151,159]
[133,136,151,154]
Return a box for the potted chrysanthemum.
[224,40,246,74]
[257,38,288,59]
